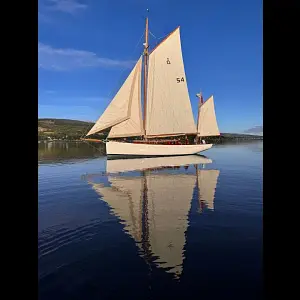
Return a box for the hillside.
[38,118,95,140]
[38,118,263,141]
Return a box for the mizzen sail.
[197,95,220,137]
[146,27,197,137]
[86,57,142,136]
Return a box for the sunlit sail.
[82,15,220,157]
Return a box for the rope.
[149,30,168,48]
[149,30,157,39]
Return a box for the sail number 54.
[176,77,185,83]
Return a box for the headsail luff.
[108,57,143,138]
[197,95,220,137]
[86,57,142,136]
[146,27,197,137]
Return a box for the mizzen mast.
[143,12,149,137]
[196,91,204,142]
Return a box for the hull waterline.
[106,141,213,158]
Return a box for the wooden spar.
[143,16,149,138]
[196,91,203,144]
[80,138,104,143]
[196,92,201,130]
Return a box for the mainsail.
[86,57,143,136]
[146,27,197,137]
[197,95,220,137]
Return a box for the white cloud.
[38,42,135,71]
[45,0,87,15]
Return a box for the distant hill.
[38,118,95,140]
[243,125,263,136]
[38,118,263,141]
[38,118,93,126]
[221,133,262,138]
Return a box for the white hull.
[106,141,213,157]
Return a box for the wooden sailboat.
[84,17,220,157]
[86,156,220,279]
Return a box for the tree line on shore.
[38,118,263,142]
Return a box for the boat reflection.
[106,155,212,173]
[86,155,220,279]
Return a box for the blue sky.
[38,0,262,133]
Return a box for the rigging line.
[149,30,157,39]
[150,31,169,49]
[81,30,145,138]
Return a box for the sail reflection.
[87,155,220,279]
[197,169,220,213]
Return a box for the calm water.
[38,141,263,300]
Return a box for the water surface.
[38,141,263,300]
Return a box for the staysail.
[108,58,143,138]
[86,57,142,136]
[197,95,220,137]
[146,27,197,137]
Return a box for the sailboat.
[83,16,220,157]
[86,156,220,279]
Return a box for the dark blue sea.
[38,141,263,300]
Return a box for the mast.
[143,14,149,138]
[196,91,203,143]
[141,170,153,287]
[195,164,201,213]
